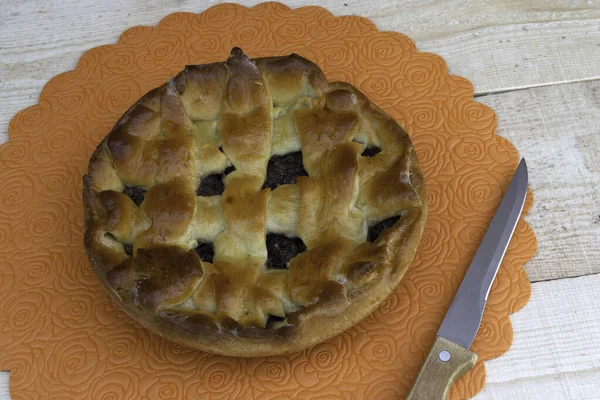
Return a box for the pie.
[83,47,427,357]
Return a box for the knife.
[406,158,528,400]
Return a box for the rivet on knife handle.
[406,336,477,400]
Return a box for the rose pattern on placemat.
[0,3,537,399]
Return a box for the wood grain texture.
[407,337,478,400]
[2,0,600,139]
[478,80,600,281]
[475,273,600,399]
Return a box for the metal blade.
[437,158,528,349]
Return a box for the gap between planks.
[521,270,600,284]
[474,76,600,97]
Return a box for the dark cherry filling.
[196,166,236,197]
[352,139,381,157]
[361,146,381,157]
[367,215,401,242]
[262,151,308,190]
[265,314,286,329]
[195,241,215,263]
[266,233,307,269]
[124,186,145,206]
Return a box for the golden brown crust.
[83,48,427,357]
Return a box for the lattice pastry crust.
[83,48,427,357]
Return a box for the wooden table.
[1,1,599,398]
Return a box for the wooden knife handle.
[406,336,478,400]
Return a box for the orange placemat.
[0,3,537,399]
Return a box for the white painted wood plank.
[478,80,600,281]
[420,19,600,94]
[479,369,600,400]
[2,0,600,139]
[0,373,9,400]
[475,274,600,399]
[3,0,600,48]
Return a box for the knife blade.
[407,158,528,400]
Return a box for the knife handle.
[406,336,478,400]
